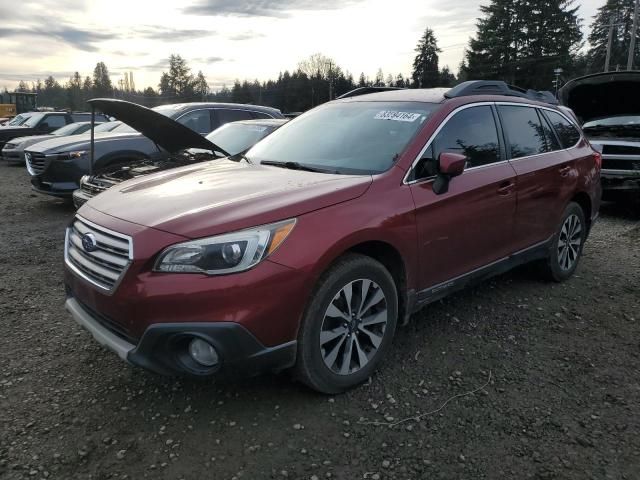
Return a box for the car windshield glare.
[23,113,45,127]
[584,115,640,128]
[52,123,82,136]
[206,123,273,156]
[246,101,436,174]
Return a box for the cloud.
[228,31,265,41]
[0,25,116,51]
[183,0,365,18]
[192,56,225,63]
[133,25,215,40]
[0,71,76,83]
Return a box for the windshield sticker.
[374,111,421,122]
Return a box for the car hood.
[88,98,220,153]
[559,71,640,124]
[26,132,143,153]
[82,159,372,238]
[11,134,53,146]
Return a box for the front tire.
[294,254,398,394]
[542,202,586,282]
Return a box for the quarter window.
[177,110,212,134]
[217,109,254,125]
[498,105,548,159]
[543,110,581,149]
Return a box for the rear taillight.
[593,150,602,169]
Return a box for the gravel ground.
[1,161,639,480]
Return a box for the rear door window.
[543,110,581,149]
[498,105,548,159]
[176,109,212,134]
[538,109,561,151]
[217,109,254,126]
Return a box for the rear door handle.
[497,182,515,195]
[559,166,571,177]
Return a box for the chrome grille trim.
[64,215,133,294]
[25,151,47,175]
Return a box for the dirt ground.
[0,161,639,480]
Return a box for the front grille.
[602,144,640,155]
[602,158,640,171]
[80,177,108,198]
[65,216,133,293]
[25,151,47,174]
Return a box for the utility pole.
[628,0,639,70]
[605,15,615,72]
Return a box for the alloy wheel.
[319,279,388,376]
[557,213,582,271]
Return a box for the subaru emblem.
[81,233,97,252]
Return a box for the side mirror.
[433,152,467,195]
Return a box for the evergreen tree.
[159,55,195,98]
[358,72,368,87]
[588,0,640,71]
[439,66,457,86]
[92,62,112,97]
[395,73,406,88]
[412,27,441,87]
[374,68,385,86]
[194,71,209,100]
[462,0,582,89]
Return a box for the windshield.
[52,123,84,136]
[247,101,436,174]
[7,114,30,126]
[95,121,121,132]
[583,115,640,128]
[23,113,45,127]
[111,122,137,133]
[152,104,185,119]
[206,123,275,156]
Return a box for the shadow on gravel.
[599,200,640,221]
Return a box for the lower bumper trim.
[65,298,134,361]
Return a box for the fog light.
[188,338,219,367]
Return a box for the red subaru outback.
[64,82,601,393]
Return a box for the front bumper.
[72,188,91,209]
[65,296,297,377]
[1,149,23,163]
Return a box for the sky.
[0,0,603,92]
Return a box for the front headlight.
[4,143,16,150]
[62,150,88,160]
[154,219,296,275]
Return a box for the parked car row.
[54,81,602,393]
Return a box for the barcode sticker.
[374,111,421,122]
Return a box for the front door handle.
[559,166,571,177]
[497,182,515,196]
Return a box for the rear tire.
[294,254,398,394]
[542,202,586,282]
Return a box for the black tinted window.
[45,115,67,128]
[544,110,581,148]
[430,105,500,168]
[217,109,254,126]
[499,106,548,159]
[539,110,561,151]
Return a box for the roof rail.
[337,87,407,99]
[444,80,558,105]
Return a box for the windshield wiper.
[260,160,337,174]
[228,150,252,163]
